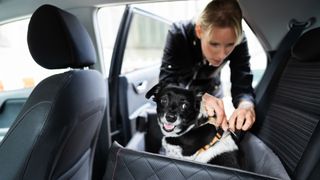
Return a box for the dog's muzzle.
[165,113,177,123]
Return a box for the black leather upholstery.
[104,142,279,180]
[0,4,106,180]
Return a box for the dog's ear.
[145,83,162,99]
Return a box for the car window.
[98,6,170,75]
[121,11,170,74]
[97,2,208,76]
[0,19,66,92]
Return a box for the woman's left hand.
[228,101,255,131]
[202,93,229,131]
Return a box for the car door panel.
[123,66,159,116]
[118,66,159,137]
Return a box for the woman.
[159,0,255,132]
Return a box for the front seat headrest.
[292,27,320,62]
[27,4,96,69]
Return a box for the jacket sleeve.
[229,36,255,107]
[159,24,194,85]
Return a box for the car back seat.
[252,27,320,180]
[103,27,320,180]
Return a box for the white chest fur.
[162,133,238,163]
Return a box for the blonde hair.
[197,0,243,44]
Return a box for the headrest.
[292,27,320,62]
[27,4,96,69]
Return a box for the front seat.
[0,4,106,180]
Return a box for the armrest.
[104,141,280,180]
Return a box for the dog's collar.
[195,128,224,156]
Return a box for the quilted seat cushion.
[104,141,280,180]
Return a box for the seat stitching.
[119,151,138,180]
[0,101,51,146]
[228,169,242,180]
[184,165,207,179]
[172,160,187,179]
[144,157,161,180]
[20,102,52,179]
[204,166,216,180]
[143,156,174,177]
[112,148,123,180]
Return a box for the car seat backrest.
[254,27,320,180]
[0,4,106,180]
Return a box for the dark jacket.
[159,20,254,107]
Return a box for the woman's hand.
[202,93,228,131]
[228,101,255,131]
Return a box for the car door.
[108,6,171,145]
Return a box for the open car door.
[108,6,171,145]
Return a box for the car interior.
[0,0,320,180]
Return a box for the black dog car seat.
[104,141,279,180]
[104,27,320,180]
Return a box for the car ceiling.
[0,0,319,52]
[240,0,320,52]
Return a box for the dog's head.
[146,83,206,137]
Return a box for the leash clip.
[228,128,240,140]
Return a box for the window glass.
[97,2,208,76]
[0,19,66,92]
[121,12,170,74]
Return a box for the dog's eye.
[160,96,168,106]
[180,103,189,111]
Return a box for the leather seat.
[0,4,106,180]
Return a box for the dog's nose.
[166,113,177,123]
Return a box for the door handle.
[133,81,148,94]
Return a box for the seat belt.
[254,18,315,128]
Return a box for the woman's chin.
[209,61,222,67]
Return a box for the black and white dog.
[146,83,239,168]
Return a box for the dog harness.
[163,129,238,163]
[195,128,224,156]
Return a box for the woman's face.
[197,25,237,67]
